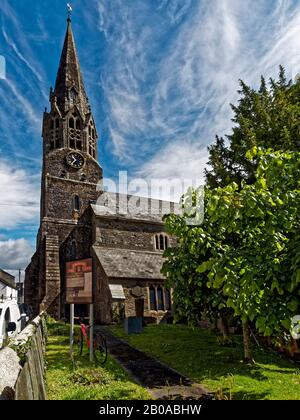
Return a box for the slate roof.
[0,269,16,289]
[91,192,181,224]
[93,247,165,280]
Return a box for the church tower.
[39,16,102,241]
[25,16,102,316]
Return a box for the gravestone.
[124,317,143,335]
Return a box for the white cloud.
[4,79,41,127]
[2,27,43,83]
[137,142,208,201]
[140,141,208,182]
[0,0,48,162]
[0,160,39,229]
[0,238,33,271]
[94,0,300,191]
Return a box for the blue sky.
[1,0,300,275]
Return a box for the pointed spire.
[54,17,89,117]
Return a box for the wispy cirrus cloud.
[2,1,300,263]
[94,0,300,183]
[0,0,49,170]
[2,27,43,83]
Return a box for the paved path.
[96,327,213,400]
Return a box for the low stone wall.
[0,314,47,400]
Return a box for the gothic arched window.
[160,235,164,250]
[149,286,157,311]
[157,286,164,311]
[69,112,82,151]
[74,195,80,212]
[69,117,75,129]
[165,236,169,250]
[88,121,96,158]
[155,236,159,250]
[48,114,61,152]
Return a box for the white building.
[0,269,18,302]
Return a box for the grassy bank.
[111,324,300,400]
[45,320,150,400]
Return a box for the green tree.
[164,149,300,363]
[205,67,300,188]
[162,210,231,338]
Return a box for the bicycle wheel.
[93,332,107,364]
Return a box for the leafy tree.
[205,67,300,188]
[164,149,300,363]
[162,210,232,338]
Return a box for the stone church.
[24,17,179,324]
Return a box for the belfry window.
[88,121,96,159]
[48,115,61,152]
[69,112,82,151]
[74,195,80,212]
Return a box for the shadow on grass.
[110,324,299,400]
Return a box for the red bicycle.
[76,318,107,364]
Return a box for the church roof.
[93,247,165,280]
[0,269,16,289]
[54,18,89,116]
[91,192,181,224]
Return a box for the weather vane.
[67,3,73,20]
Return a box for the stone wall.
[0,315,47,400]
[94,218,177,252]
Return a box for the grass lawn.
[45,320,151,400]
[111,324,300,400]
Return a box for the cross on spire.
[67,3,73,22]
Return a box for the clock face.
[66,152,85,169]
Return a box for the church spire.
[43,13,98,160]
[53,16,90,117]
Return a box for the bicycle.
[76,318,108,364]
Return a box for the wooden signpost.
[66,258,94,361]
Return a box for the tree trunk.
[242,319,255,364]
[220,316,230,339]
